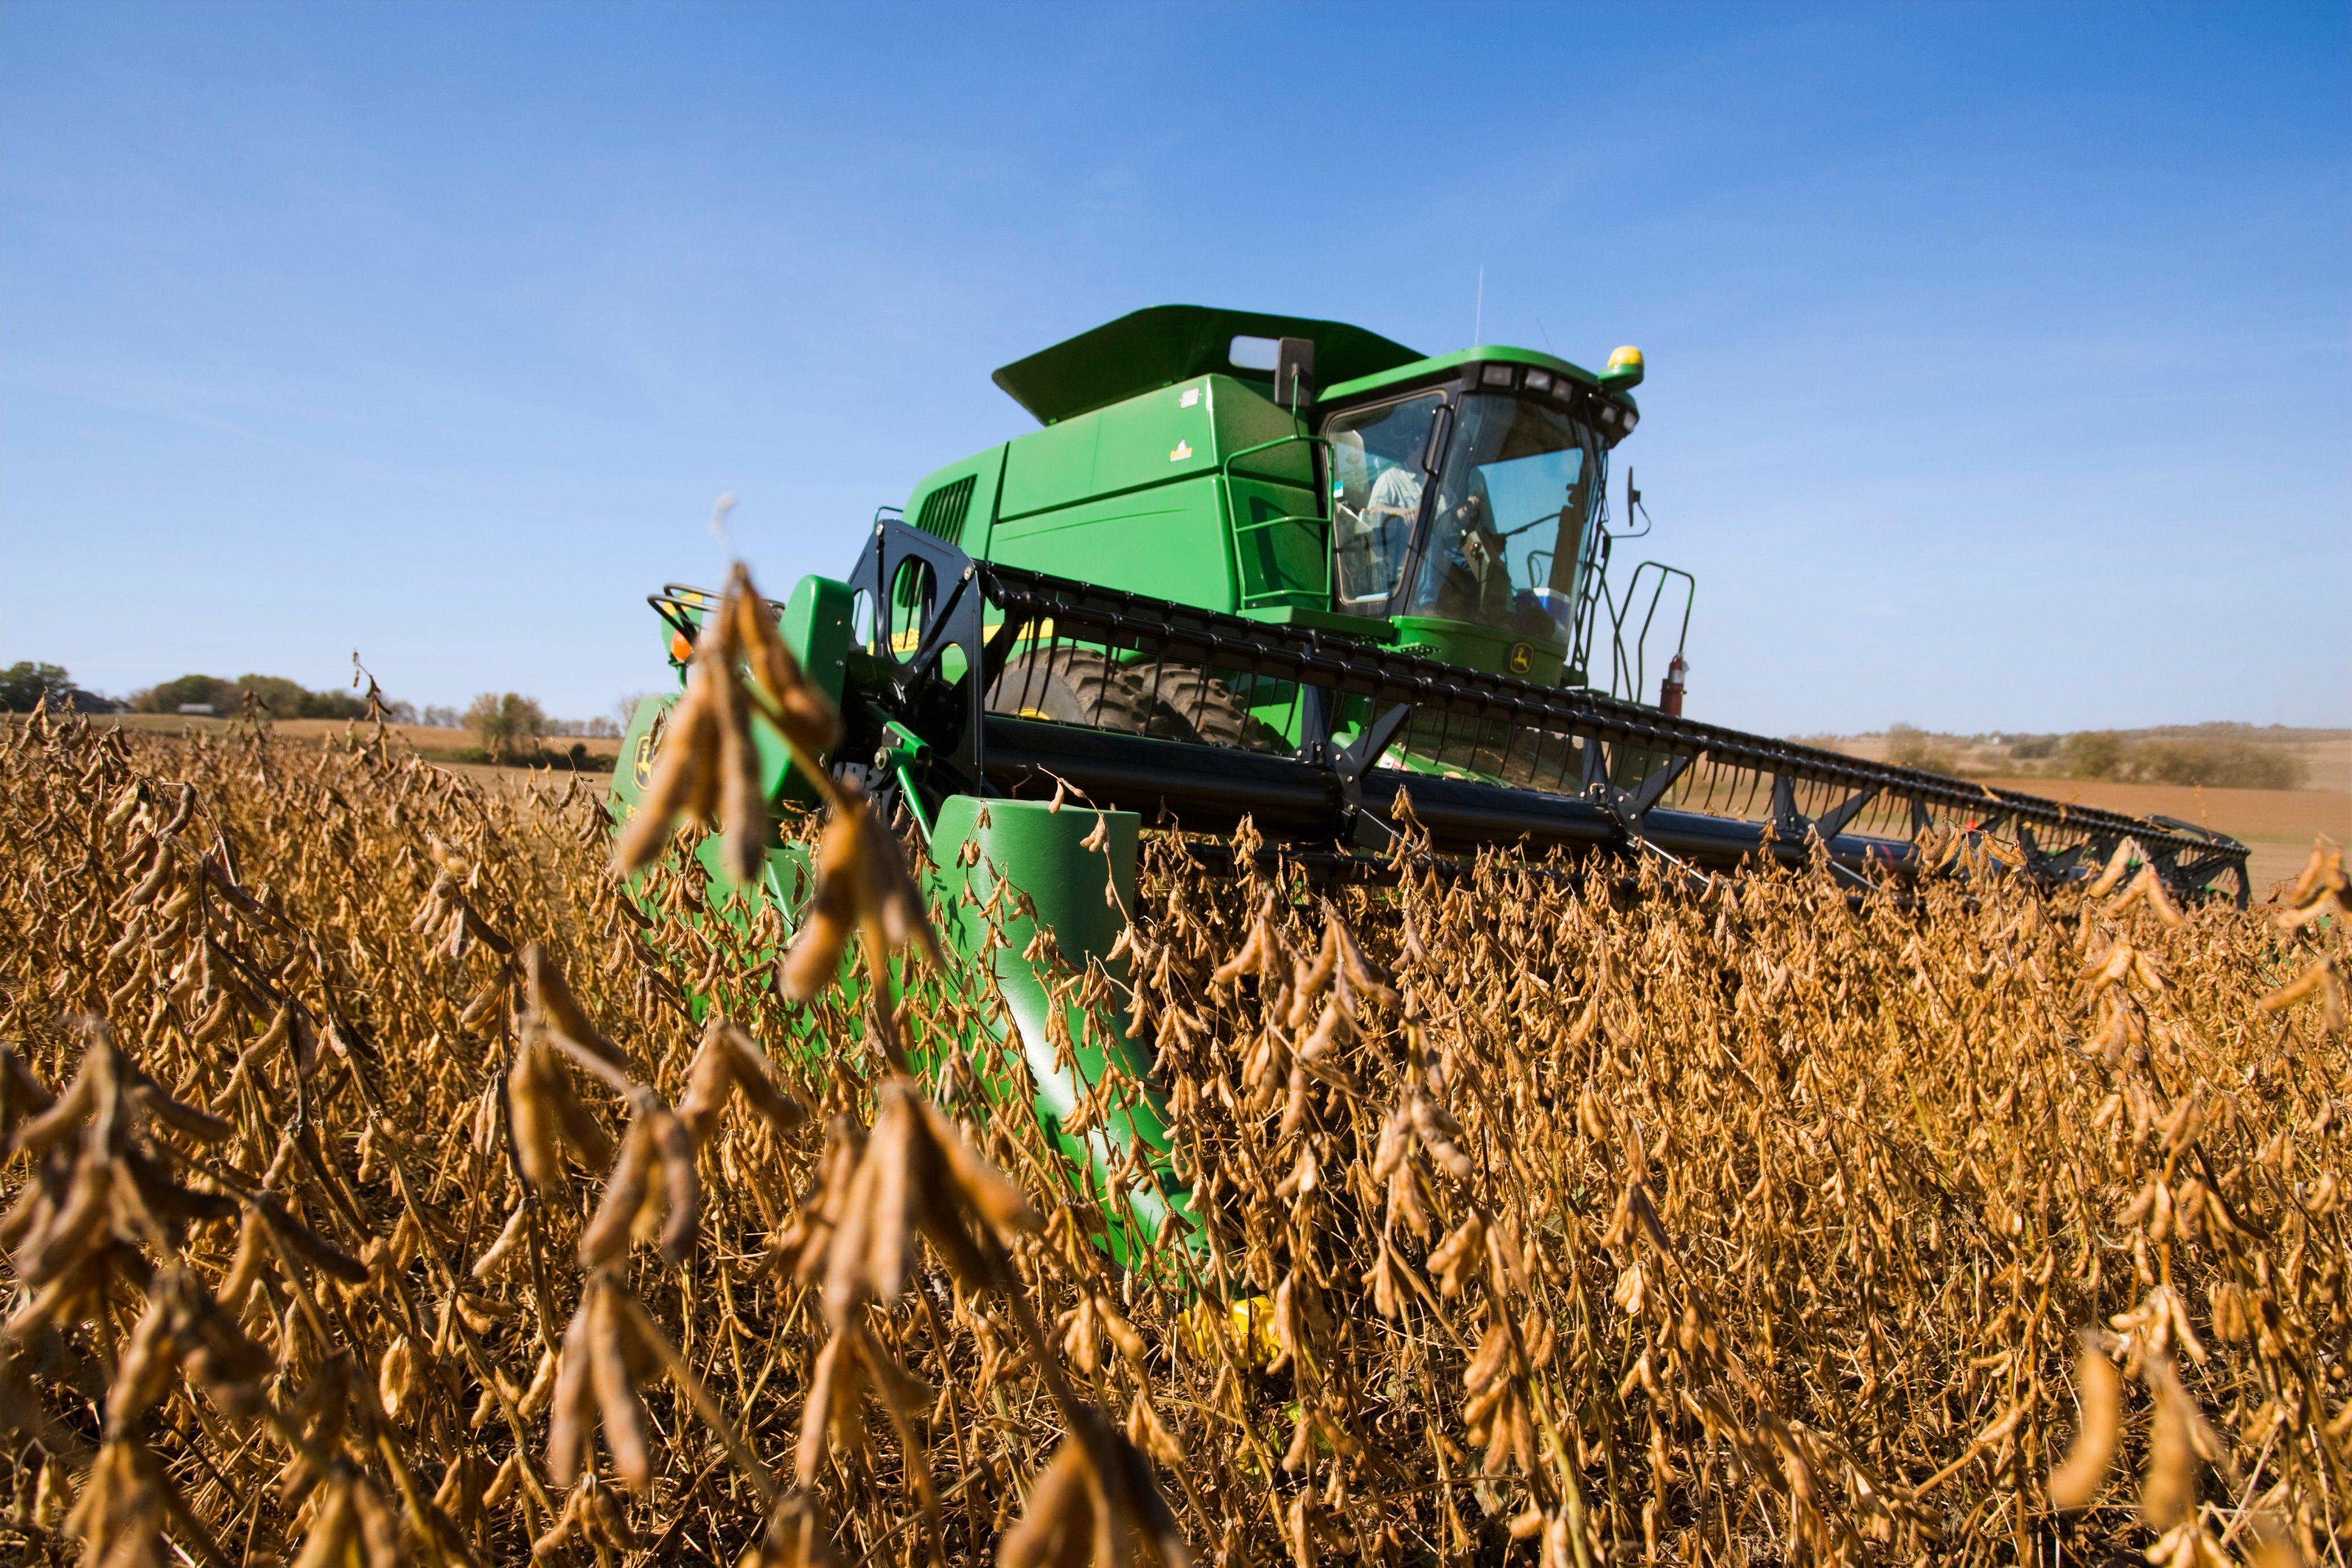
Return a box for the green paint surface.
[927,795,1194,1267]
[902,309,1663,689]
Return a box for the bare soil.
[1809,730,2346,896]
[1964,775,2349,897]
[1824,730,2350,792]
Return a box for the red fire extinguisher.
[1659,654,1688,717]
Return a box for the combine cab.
[904,305,1682,719]
[611,305,2249,1245]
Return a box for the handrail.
[1218,431,1326,487]
[1603,562,1695,706]
[1219,431,1334,608]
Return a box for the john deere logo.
[632,731,656,791]
[1507,642,1535,675]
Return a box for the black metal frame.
[830,521,2249,903]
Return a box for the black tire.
[1129,664,1285,752]
[989,648,1170,733]
[988,649,1281,752]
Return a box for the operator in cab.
[1362,424,1429,531]
[1326,385,1573,636]
[1355,426,1500,622]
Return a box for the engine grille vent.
[913,476,976,542]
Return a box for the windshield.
[1404,390,1597,638]
[1323,390,1446,613]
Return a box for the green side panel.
[928,795,1194,1268]
[757,575,856,809]
[779,575,854,728]
[996,374,1310,519]
[1087,380,1224,496]
[609,691,676,823]
[988,373,1318,615]
[989,482,1234,609]
[996,413,1104,520]
[1392,614,1568,684]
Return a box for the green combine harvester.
[609,305,2250,1248]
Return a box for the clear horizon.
[3,2,2346,734]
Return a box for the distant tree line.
[129,672,371,720]
[1886,722,2311,789]
[3,662,620,766]
[2042,731,2306,790]
[464,692,547,761]
[452,692,618,766]
[0,661,113,713]
[435,694,619,746]
[4,661,372,719]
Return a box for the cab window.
[1322,392,1446,613]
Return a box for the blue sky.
[3,1,2346,734]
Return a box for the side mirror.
[1274,336,1316,409]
